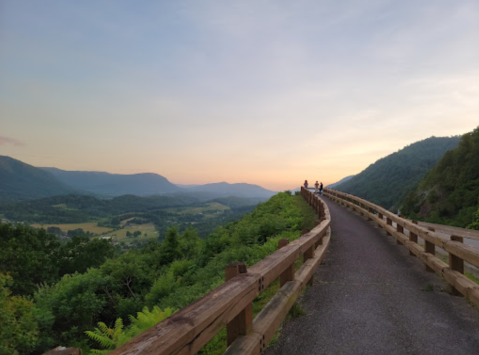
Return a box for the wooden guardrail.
[109,188,331,355]
[324,188,479,306]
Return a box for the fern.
[86,307,176,353]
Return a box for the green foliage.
[59,236,115,275]
[0,222,61,296]
[86,307,175,354]
[335,136,461,211]
[85,318,126,354]
[16,191,315,354]
[0,221,116,297]
[402,127,479,227]
[0,273,39,355]
[34,269,108,349]
[467,205,479,230]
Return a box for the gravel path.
[265,198,479,355]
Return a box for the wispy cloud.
[0,136,25,146]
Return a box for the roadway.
[265,197,479,355]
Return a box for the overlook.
[1,1,478,354]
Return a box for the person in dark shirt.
[319,182,324,195]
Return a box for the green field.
[104,222,159,243]
[163,202,229,215]
[32,222,113,234]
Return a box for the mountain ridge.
[0,156,83,203]
[333,136,461,211]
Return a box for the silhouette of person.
[304,180,309,188]
[319,182,324,195]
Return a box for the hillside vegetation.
[41,168,181,196]
[334,136,461,211]
[0,192,315,354]
[0,156,81,203]
[401,127,479,227]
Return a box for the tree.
[160,227,181,264]
[0,273,39,355]
[0,222,61,296]
[58,236,115,275]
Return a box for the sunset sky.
[1,0,478,191]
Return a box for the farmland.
[31,222,113,234]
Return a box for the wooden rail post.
[368,207,374,221]
[225,263,252,345]
[425,227,436,272]
[386,217,392,236]
[303,244,315,285]
[449,235,465,296]
[409,221,418,256]
[278,239,294,287]
[396,223,403,245]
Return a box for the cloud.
[0,136,25,146]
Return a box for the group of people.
[303,180,323,195]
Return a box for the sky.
[1,0,478,191]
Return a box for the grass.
[163,202,229,215]
[31,222,113,234]
[466,272,479,285]
[293,195,317,230]
[105,222,159,242]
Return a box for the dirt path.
[265,198,479,355]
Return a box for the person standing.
[314,181,319,195]
[319,182,324,195]
[304,180,309,189]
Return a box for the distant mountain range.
[41,168,181,196]
[0,156,277,203]
[327,175,355,189]
[0,156,81,202]
[180,182,276,199]
[332,136,461,211]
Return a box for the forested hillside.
[41,168,181,196]
[0,192,315,354]
[401,127,479,227]
[0,156,81,203]
[334,136,461,211]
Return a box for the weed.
[286,302,306,321]
[421,283,434,292]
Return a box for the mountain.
[0,156,81,203]
[401,127,479,227]
[41,168,181,196]
[180,182,277,199]
[211,196,265,208]
[333,136,461,211]
[327,175,355,189]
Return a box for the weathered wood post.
[225,263,253,345]
[367,207,374,221]
[449,235,465,296]
[409,221,418,256]
[303,243,315,286]
[386,217,392,236]
[396,223,403,245]
[425,227,436,272]
[278,239,294,287]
